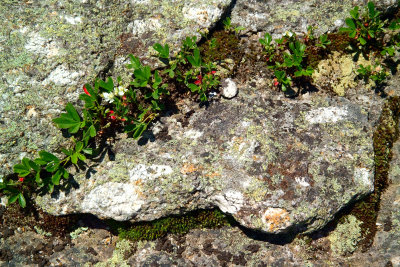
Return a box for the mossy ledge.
[106,209,233,241]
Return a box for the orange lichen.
[205,172,221,178]
[180,163,199,174]
[262,208,291,231]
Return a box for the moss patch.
[107,209,231,241]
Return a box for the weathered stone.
[36,85,374,234]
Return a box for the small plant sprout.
[223,17,245,35]
[259,32,275,62]
[316,34,331,49]
[274,70,292,92]
[305,25,316,42]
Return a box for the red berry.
[18,177,24,182]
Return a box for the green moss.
[200,30,244,72]
[107,209,230,241]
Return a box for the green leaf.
[186,48,201,67]
[89,125,96,137]
[35,171,41,184]
[8,194,19,204]
[187,83,199,93]
[359,37,367,45]
[134,66,151,85]
[153,70,162,89]
[71,153,78,164]
[61,148,72,156]
[368,1,375,18]
[77,153,86,162]
[45,162,60,173]
[14,163,30,177]
[84,83,96,97]
[349,31,357,38]
[345,18,356,29]
[62,169,69,179]
[34,158,47,166]
[53,103,82,134]
[39,151,59,163]
[127,54,142,70]
[200,93,207,102]
[350,6,359,20]
[52,170,62,185]
[18,193,26,208]
[98,77,114,92]
[368,30,374,38]
[28,159,40,172]
[79,94,95,108]
[153,43,169,58]
[82,148,93,155]
[133,123,147,139]
[65,103,80,123]
[75,141,84,152]
[48,183,54,194]
[22,158,30,168]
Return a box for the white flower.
[114,85,128,96]
[284,31,293,38]
[102,92,115,103]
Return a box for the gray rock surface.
[36,84,375,234]
[2,0,400,265]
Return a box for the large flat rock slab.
[36,90,375,234]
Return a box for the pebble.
[221,78,238,99]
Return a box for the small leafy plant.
[340,2,385,47]
[152,36,220,102]
[259,32,275,62]
[260,31,315,93]
[357,63,388,85]
[223,17,245,36]
[316,34,331,49]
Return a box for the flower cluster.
[102,86,128,103]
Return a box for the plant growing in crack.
[153,36,220,102]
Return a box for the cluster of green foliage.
[107,209,230,241]
[0,33,222,207]
[339,2,400,86]
[259,1,400,93]
[1,103,97,207]
[259,30,325,92]
[152,36,219,102]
